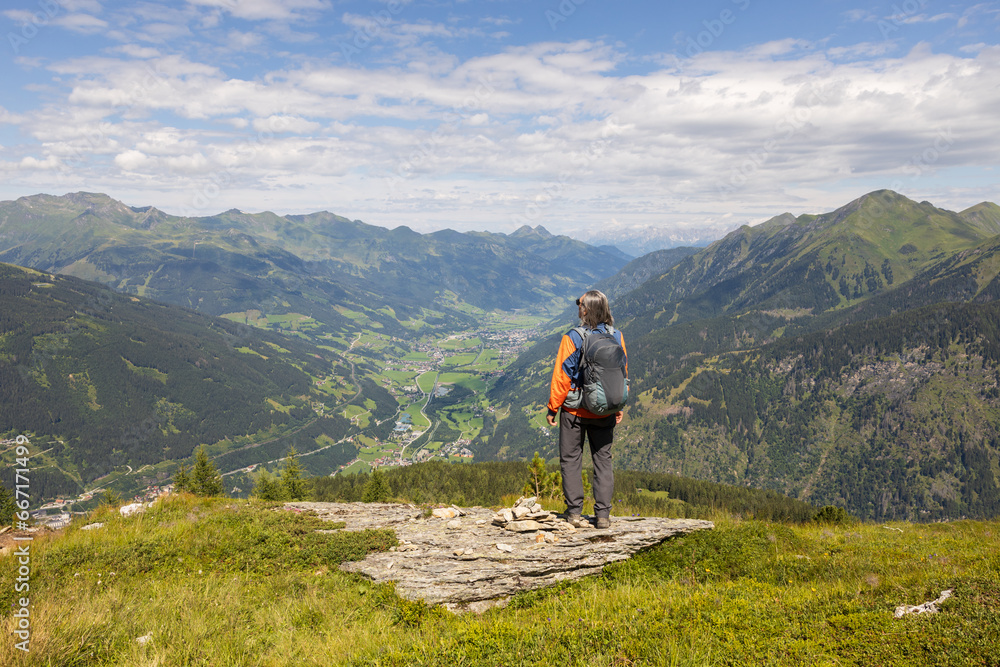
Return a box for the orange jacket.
[547,324,628,419]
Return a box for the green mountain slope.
[481,190,1000,520]
[0,193,628,327]
[614,300,1000,520]
[617,190,1000,339]
[0,262,360,501]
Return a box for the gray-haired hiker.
[545,290,629,529]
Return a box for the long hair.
[579,290,614,329]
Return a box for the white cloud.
[114,149,150,171]
[225,29,265,50]
[53,13,108,33]
[3,29,999,235]
[61,0,103,12]
[3,10,37,22]
[843,9,876,22]
[0,107,23,124]
[186,0,327,21]
[20,155,62,170]
[899,13,956,24]
[111,44,162,58]
[252,115,321,133]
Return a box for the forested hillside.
[481,190,1000,521]
[0,263,357,499]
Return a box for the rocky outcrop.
[286,500,713,613]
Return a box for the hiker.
[546,289,628,530]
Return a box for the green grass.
[406,401,431,429]
[381,369,418,385]
[436,337,481,350]
[439,352,478,368]
[339,459,371,475]
[416,371,437,393]
[3,495,997,666]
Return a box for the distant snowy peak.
[577,223,738,257]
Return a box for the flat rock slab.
[286,501,713,613]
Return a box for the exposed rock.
[505,520,545,532]
[80,523,105,531]
[286,501,713,613]
[492,496,562,533]
[120,502,150,517]
[431,505,467,520]
[894,589,953,618]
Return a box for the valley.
[5,189,1000,523]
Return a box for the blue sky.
[1,0,998,243]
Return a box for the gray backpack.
[562,326,629,416]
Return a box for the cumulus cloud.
[114,149,150,171]
[3,24,999,235]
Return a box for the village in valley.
[331,317,543,476]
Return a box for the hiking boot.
[595,516,610,530]
[566,513,588,528]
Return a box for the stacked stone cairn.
[492,496,577,544]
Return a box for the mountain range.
[0,193,629,332]
[485,190,1000,520]
[5,188,1000,519]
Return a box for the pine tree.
[173,465,190,493]
[362,470,391,503]
[252,470,286,501]
[0,484,16,525]
[189,446,225,497]
[281,447,308,500]
[522,451,562,500]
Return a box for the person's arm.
[615,332,628,425]
[546,334,578,424]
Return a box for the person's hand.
[546,413,557,426]
[615,412,623,425]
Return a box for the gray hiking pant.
[558,410,615,518]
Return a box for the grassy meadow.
[2,492,998,666]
